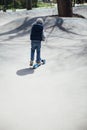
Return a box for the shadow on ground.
[0,15,85,41]
[16,68,34,76]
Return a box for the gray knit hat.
[36,18,43,24]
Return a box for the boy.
[30,18,45,66]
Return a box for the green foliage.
[32,0,38,7]
[0,0,54,10]
[37,2,54,7]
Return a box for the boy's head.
[36,18,43,24]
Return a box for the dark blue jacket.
[30,23,43,41]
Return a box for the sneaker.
[30,60,33,66]
[36,61,41,65]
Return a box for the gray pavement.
[0,7,87,130]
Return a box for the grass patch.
[37,2,54,8]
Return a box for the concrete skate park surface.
[0,6,87,130]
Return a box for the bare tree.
[57,0,73,17]
[13,0,16,9]
[32,0,38,7]
[3,0,7,12]
[26,0,32,10]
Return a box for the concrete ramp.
[0,7,87,130]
